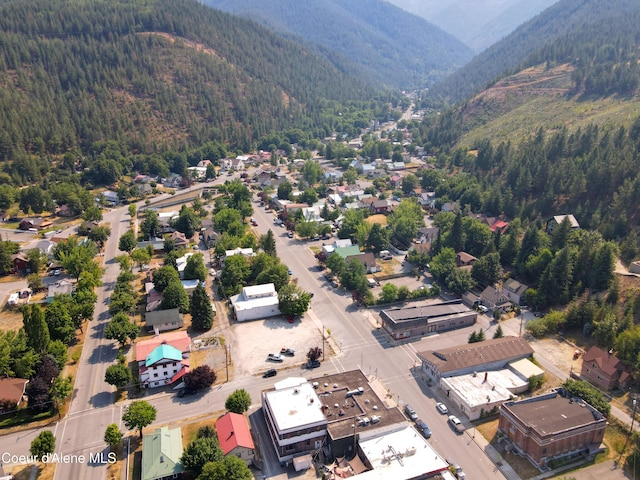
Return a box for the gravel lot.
[230,315,323,377]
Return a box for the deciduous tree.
[225,389,251,414]
[122,401,157,439]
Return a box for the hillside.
[388,0,557,52]
[204,0,473,89]
[0,0,383,160]
[430,0,640,103]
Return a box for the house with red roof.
[216,412,255,465]
[135,331,191,365]
[580,346,631,391]
[0,378,28,411]
[490,220,510,234]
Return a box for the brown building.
[380,301,477,341]
[417,336,533,384]
[498,391,606,468]
[580,346,631,390]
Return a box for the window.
[153,373,158,378]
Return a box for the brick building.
[580,346,631,391]
[498,391,606,468]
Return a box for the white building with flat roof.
[440,368,529,420]
[230,283,281,322]
[355,425,450,480]
[262,377,327,463]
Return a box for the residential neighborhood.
[0,119,632,480]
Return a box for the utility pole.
[322,324,325,361]
[619,397,637,467]
[225,345,229,382]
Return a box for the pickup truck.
[280,348,295,356]
[267,353,284,362]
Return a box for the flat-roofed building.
[499,391,605,468]
[230,283,280,322]
[356,426,450,480]
[262,370,406,466]
[417,336,534,385]
[262,377,327,463]
[380,300,476,341]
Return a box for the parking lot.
[230,315,324,377]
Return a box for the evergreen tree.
[493,325,504,339]
[191,283,214,331]
[23,305,50,353]
[259,230,277,256]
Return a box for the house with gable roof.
[216,412,255,465]
[480,285,510,312]
[502,278,529,305]
[580,346,631,390]
[139,343,190,389]
[141,426,184,480]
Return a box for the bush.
[526,310,566,337]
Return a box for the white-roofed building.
[223,247,255,265]
[355,426,450,480]
[262,377,327,463]
[230,283,280,322]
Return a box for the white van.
[367,278,377,288]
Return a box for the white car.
[436,402,449,415]
[448,415,464,434]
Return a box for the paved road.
[3,171,615,480]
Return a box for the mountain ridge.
[204,0,473,89]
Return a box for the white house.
[139,343,190,389]
[230,283,281,322]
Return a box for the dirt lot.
[229,315,324,377]
[531,336,583,376]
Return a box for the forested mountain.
[410,0,640,248]
[430,0,640,103]
[388,0,557,52]
[203,0,473,89]
[0,0,387,163]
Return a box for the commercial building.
[498,391,606,468]
[230,283,281,322]
[417,336,534,385]
[380,301,477,341]
[262,377,327,464]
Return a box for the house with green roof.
[140,343,190,389]
[334,245,362,260]
[142,426,184,480]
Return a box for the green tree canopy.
[161,279,190,313]
[278,284,312,318]
[190,283,214,331]
[23,304,50,353]
[225,389,251,414]
[122,400,157,439]
[30,430,55,460]
[105,363,132,388]
[104,424,123,451]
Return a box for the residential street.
[0,174,634,480]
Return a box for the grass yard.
[365,214,387,226]
[377,258,400,276]
[11,463,55,480]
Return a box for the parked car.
[306,360,321,369]
[280,348,295,356]
[288,268,292,275]
[416,419,432,439]
[267,353,284,362]
[404,404,418,421]
[448,415,464,434]
[263,369,277,378]
[287,231,293,238]
[177,388,197,398]
[478,305,488,313]
[449,462,466,479]
[436,402,449,415]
